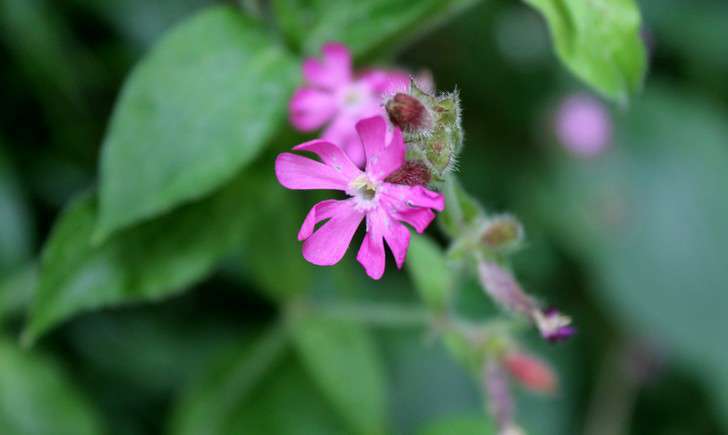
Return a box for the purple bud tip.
[384,161,432,186]
[386,93,431,132]
[533,307,575,343]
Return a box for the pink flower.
[289,42,409,166]
[275,116,445,280]
[554,93,612,158]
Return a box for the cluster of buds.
[384,79,463,184]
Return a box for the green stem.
[314,300,432,328]
[444,174,465,231]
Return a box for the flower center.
[349,175,379,209]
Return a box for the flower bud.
[478,261,538,315]
[484,360,514,431]
[500,424,526,435]
[386,93,432,133]
[504,351,557,394]
[482,215,524,252]
[384,161,432,186]
[532,307,575,342]
[385,79,463,181]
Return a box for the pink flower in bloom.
[275,116,445,280]
[289,42,409,166]
[554,93,612,158]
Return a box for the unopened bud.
[482,215,524,252]
[384,161,432,186]
[484,360,514,430]
[386,93,432,133]
[532,307,575,342]
[478,261,538,315]
[388,80,463,181]
[504,352,557,394]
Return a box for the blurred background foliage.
[0,0,727,434]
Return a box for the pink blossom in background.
[554,93,612,158]
[275,116,444,280]
[289,42,409,166]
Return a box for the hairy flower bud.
[504,351,557,394]
[384,161,432,186]
[482,215,524,252]
[384,79,463,181]
[478,261,538,315]
[386,93,432,133]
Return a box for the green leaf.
[407,234,453,310]
[240,188,313,301]
[544,87,728,428]
[95,6,297,240]
[524,0,647,103]
[273,0,481,58]
[291,315,388,435]
[0,338,102,435]
[418,416,494,435]
[23,167,273,345]
[169,326,290,435]
[0,146,34,276]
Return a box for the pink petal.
[293,139,361,181]
[356,208,411,279]
[356,116,405,180]
[356,116,387,164]
[390,208,435,233]
[302,200,364,266]
[360,69,410,95]
[383,220,410,269]
[371,127,405,181]
[298,199,341,241]
[289,88,337,131]
[357,231,386,280]
[303,42,352,90]
[275,153,348,191]
[381,183,446,211]
[323,115,366,168]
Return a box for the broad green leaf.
[169,326,290,435]
[0,338,102,435]
[23,167,272,345]
[524,0,646,103]
[407,234,453,310]
[95,6,297,240]
[240,188,313,301]
[0,146,33,276]
[542,87,728,427]
[273,0,481,59]
[291,316,388,435]
[418,416,494,435]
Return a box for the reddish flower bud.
[386,93,431,133]
[384,161,432,186]
[504,352,557,394]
